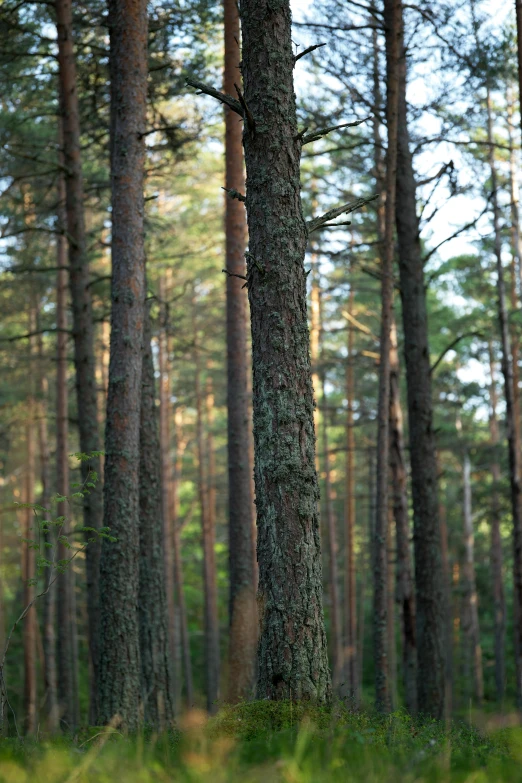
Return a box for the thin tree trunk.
[158,279,176,702]
[55,1,102,720]
[486,88,522,709]
[488,343,506,703]
[239,0,330,705]
[193,308,220,714]
[97,0,148,730]
[320,368,343,686]
[223,0,257,704]
[461,451,483,705]
[358,450,375,695]
[387,509,397,711]
[138,306,174,729]
[438,484,453,720]
[394,0,445,718]
[389,321,417,714]
[373,0,401,714]
[172,407,194,708]
[343,282,357,702]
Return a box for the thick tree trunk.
[373,0,401,714]
[488,344,506,702]
[487,89,522,709]
[394,0,445,718]
[343,283,357,701]
[97,0,148,730]
[224,0,257,705]
[239,0,330,704]
[193,316,220,714]
[55,1,102,719]
[389,322,417,714]
[461,452,483,705]
[320,369,343,686]
[138,306,174,728]
[172,407,194,708]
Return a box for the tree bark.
[55,0,102,720]
[394,0,445,718]
[488,344,506,703]
[486,88,522,709]
[193,308,220,714]
[389,322,417,714]
[239,0,331,704]
[373,0,401,714]
[224,0,257,705]
[97,0,148,730]
[138,306,174,728]
[461,451,483,705]
[438,483,453,720]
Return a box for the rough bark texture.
[239,0,331,703]
[193,319,220,714]
[373,0,401,714]
[389,322,417,714]
[343,283,357,701]
[224,0,257,705]
[138,307,174,728]
[394,0,445,718]
[23,348,36,735]
[461,452,483,705]
[488,345,506,702]
[97,0,147,730]
[55,0,102,720]
[486,89,522,708]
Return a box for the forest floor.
[0,701,521,782]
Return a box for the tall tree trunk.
[343,283,357,701]
[389,321,417,714]
[461,451,483,705]
[394,0,445,718]
[488,343,506,703]
[438,482,453,720]
[138,306,174,728]
[55,1,102,719]
[238,0,331,705]
[193,311,220,714]
[172,407,194,708]
[373,0,401,714]
[508,96,522,300]
[387,510,397,710]
[158,279,177,704]
[486,88,522,709]
[223,0,257,705]
[97,0,148,730]
[320,368,343,686]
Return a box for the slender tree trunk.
[55,1,102,719]
[158,280,177,701]
[223,0,257,704]
[358,450,375,695]
[487,88,522,709]
[389,322,417,714]
[387,509,397,710]
[97,0,148,730]
[138,306,174,728]
[193,311,220,714]
[508,97,522,300]
[320,368,343,686]
[438,483,453,720]
[488,344,506,703]
[516,0,522,147]
[172,407,194,708]
[23,314,37,734]
[461,452,483,705]
[394,0,445,718]
[343,282,357,702]
[239,0,330,705]
[373,0,401,714]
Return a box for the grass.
[0,702,521,781]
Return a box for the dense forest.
[3,0,522,776]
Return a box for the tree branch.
[307,194,379,233]
[430,331,484,374]
[186,78,242,116]
[294,43,327,63]
[301,117,369,145]
[221,187,246,203]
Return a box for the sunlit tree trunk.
[461,451,483,705]
[97,0,148,730]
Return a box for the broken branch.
[294,43,327,63]
[234,82,255,133]
[301,117,369,145]
[221,187,246,202]
[186,78,242,116]
[307,194,379,233]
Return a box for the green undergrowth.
[0,701,521,782]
